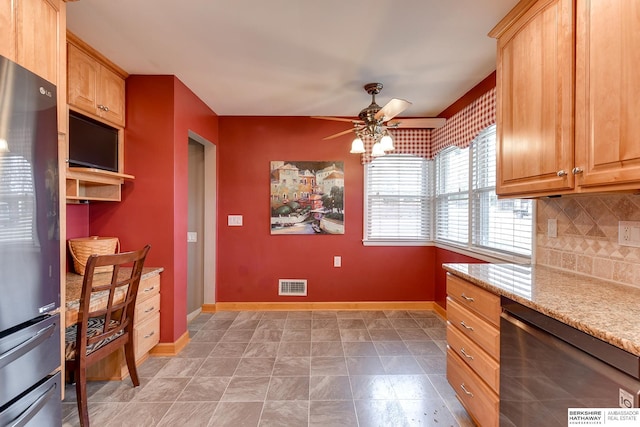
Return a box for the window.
[471,126,532,256]
[364,154,433,244]
[435,125,533,258]
[435,146,469,245]
[362,125,533,258]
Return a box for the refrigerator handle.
[5,382,57,427]
[0,323,56,369]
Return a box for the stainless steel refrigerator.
[0,55,62,426]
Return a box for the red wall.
[87,75,219,343]
[218,116,436,302]
[65,74,493,344]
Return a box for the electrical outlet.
[547,219,557,238]
[619,221,640,247]
[333,256,341,267]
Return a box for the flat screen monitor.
[68,111,118,172]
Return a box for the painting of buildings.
[270,161,344,235]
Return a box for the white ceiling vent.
[279,279,307,296]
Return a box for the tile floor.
[62,309,475,426]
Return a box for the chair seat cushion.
[65,317,124,361]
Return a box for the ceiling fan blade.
[375,98,412,121]
[387,118,447,129]
[311,116,361,124]
[323,128,357,140]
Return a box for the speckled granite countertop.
[442,263,640,357]
[65,267,163,326]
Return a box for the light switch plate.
[333,256,341,267]
[187,231,197,242]
[228,215,243,226]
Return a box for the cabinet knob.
[572,167,583,175]
[97,104,110,112]
[557,170,568,177]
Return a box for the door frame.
[188,130,216,314]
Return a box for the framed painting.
[270,161,344,235]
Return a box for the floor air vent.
[279,279,307,296]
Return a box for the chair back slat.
[75,245,150,358]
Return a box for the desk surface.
[65,267,163,327]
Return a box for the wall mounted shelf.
[66,167,134,203]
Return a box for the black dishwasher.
[500,297,640,426]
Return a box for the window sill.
[361,239,531,264]
[435,241,531,264]
[362,239,434,247]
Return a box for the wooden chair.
[65,245,151,427]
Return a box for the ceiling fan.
[313,83,446,150]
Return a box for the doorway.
[187,131,216,322]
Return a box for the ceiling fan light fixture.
[350,137,365,154]
[380,133,394,151]
[371,142,386,157]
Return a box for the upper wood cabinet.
[574,0,640,192]
[0,1,16,61]
[1,0,62,85]
[491,0,640,197]
[490,0,574,197]
[67,32,127,127]
[1,0,66,132]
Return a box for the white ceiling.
[66,0,517,118]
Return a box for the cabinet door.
[0,0,15,61]
[575,0,640,190]
[495,0,574,196]
[97,65,125,126]
[67,43,99,114]
[15,0,60,84]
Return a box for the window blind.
[435,146,469,244]
[365,154,432,242]
[471,126,533,256]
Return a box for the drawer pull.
[144,331,155,339]
[144,306,155,313]
[460,348,474,360]
[143,286,155,293]
[460,321,474,331]
[460,383,474,397]
[461,293,474,302]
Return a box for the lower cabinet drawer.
[447,323,499,393]
[135,293,160,326]
[447,274,501,327]
[447,347,499,427]
[137,274,160,301]
[134,313,160,360]
[447,297,500,360]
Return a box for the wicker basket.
[68,236,120,275]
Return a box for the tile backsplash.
[536,193,640,287]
